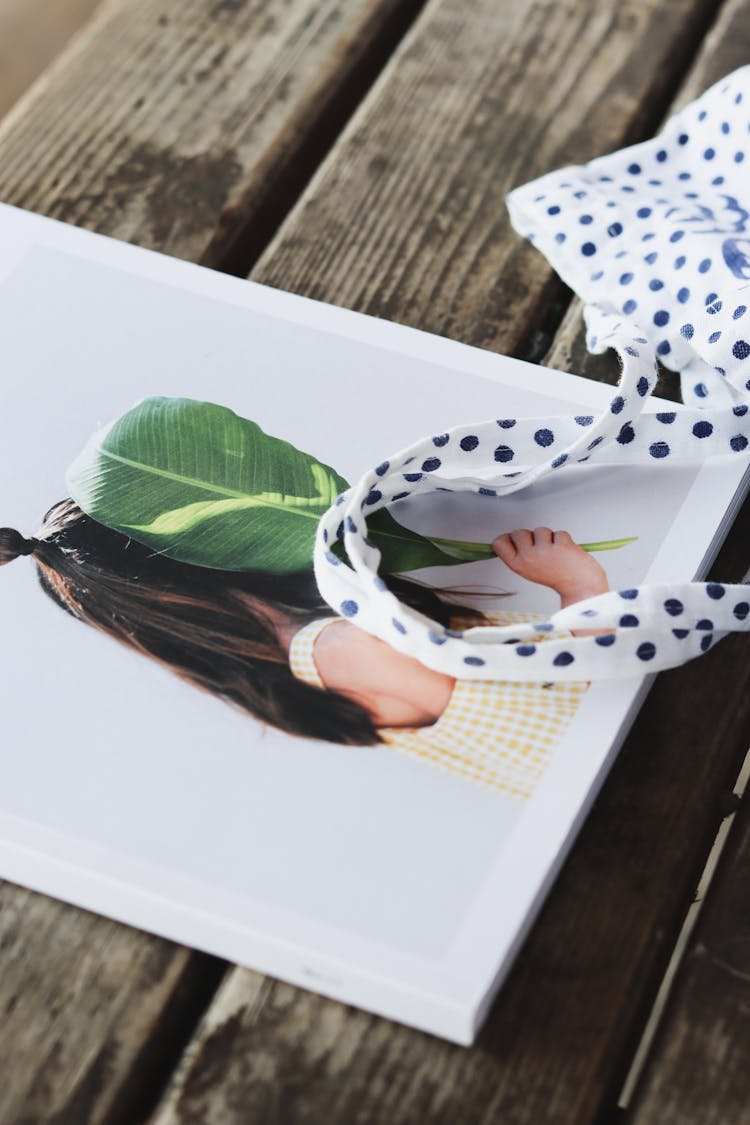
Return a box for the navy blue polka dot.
[692,421,713,438]
[620,614,640,627]
[403,472,422,482]
[700,635,713,653]
[464,656,485,667]
[733,404,748,417]
[494,444,514,463]
[375,461,390,477]
[649,279,664,291]
[656,149,668,162]
[428,630,447,644]
[497,418,517,429]
[575,415,594,426]
[534,428,555,448]
[459,435,479,452]
[645,252,658,265]
[595,634,616,647]
[681,323,694,339]
[392,491,409,501]
[654,310,670,327]
[708,331,722,344]
[733,602,749,621]
[392,618,407,634]
[657,341,671,356]
[670,230,684,243]
[698,258,712,273]
[623,299,637,315]
[637,377,649,396]
[478,487,497,497]
[608,222,623,237]
[734,305,747,319]
[553,652,575,666]
[706,583,725,600]
[620,272,634,285]
[580,213,593,224]
[732,340,750,360]
[675,256,686,270]
[637,642,656,661]
[672,628,690,640]
[346,516,357,533]
[678,133,689,145]
[696,619,714,631]
[581,242,596,256]
[694,383,708,399]
[365,489,382,505]
[664,598,683,616]
[677,287,690,303]
[628,162,641,174]
[649,441,670,458]
[421,458,441,472]
[703,147,715,160]
[340,600,359,617]
[625,346,640,358]
[730,435,748,452]
[736,151,746,163]
[516,645,537,656]
[617,423,635,445]
[637,207,652,218]
[551,454,568,468]
[555,233,566,244]
[432,434,449,448]
[657,412,676,424]
[610,396,625,415]
[547,205,560,215]
[619,589,638,600]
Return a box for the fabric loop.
[314,67,750,682]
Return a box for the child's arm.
[313,620,456,728]
[492,527,609,635]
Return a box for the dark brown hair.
[1,501,463,745]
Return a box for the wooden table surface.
[1,1,749,1122]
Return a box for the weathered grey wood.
[149,1,750,1123]
[627,770,750,1125]
[0,0,426,1121]
[0,0,424,268]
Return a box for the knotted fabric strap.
[313,67,750,681]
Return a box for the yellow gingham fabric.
[289,613,588,801]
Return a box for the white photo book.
[1,203,747,1044]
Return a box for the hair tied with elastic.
[0,528,38,566]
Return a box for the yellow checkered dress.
[289,612,588,801]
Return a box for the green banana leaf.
[66,397,476,575]
[67,397,637,576]
[66,397,351,574]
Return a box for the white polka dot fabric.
[313,67,750,682]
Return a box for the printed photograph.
[2,208,732,1039]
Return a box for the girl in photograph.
[0,504,608,801]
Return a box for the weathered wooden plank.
[626,765,750,1124]
[0,0,426,1120]
[0,0,101,119]
[148,1,749,1123]
[0,0,425,268]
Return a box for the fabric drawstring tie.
[313,66,750,682]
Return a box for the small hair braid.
[0,528,39,566]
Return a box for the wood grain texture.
[0,0,425,268]
[0,0,425,1121]
[627,779,750,1125]
[0,883,225,1125]
[149,2,750,1124]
